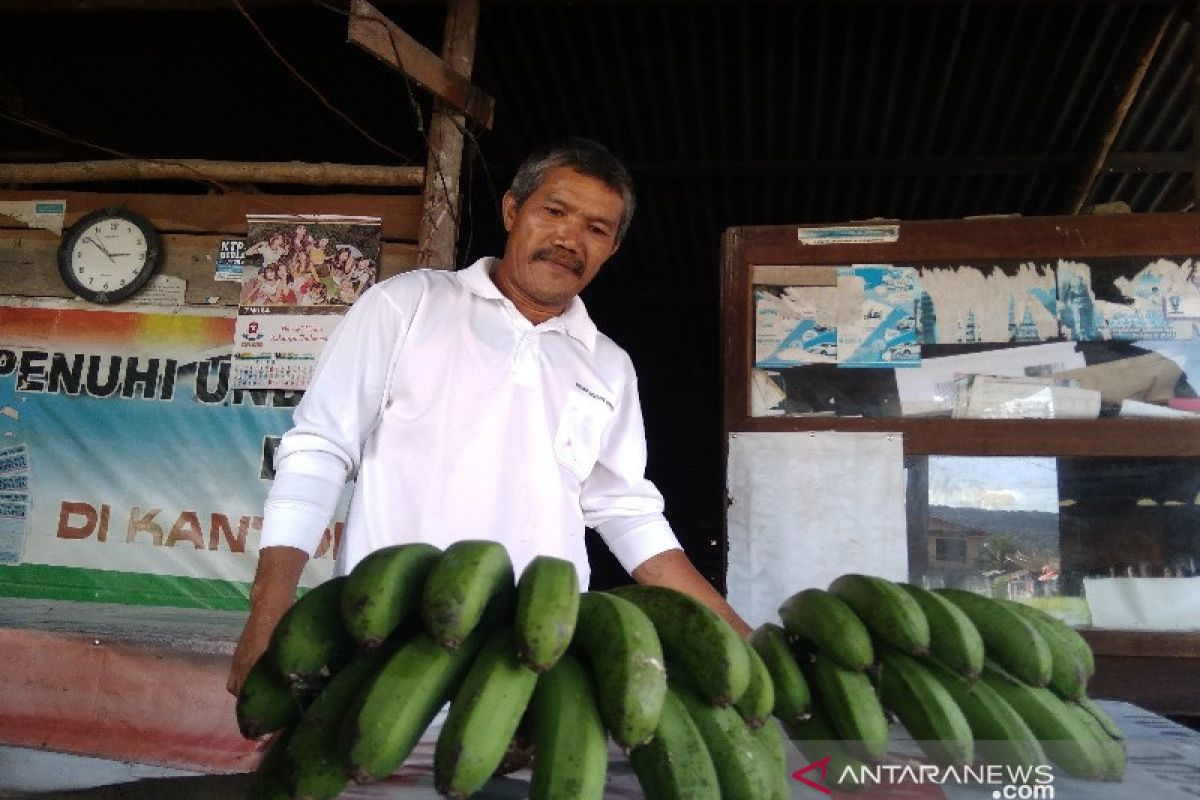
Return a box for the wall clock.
[57,207,161,304]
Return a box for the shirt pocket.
[553,391,614,483]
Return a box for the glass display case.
[721,213,1200,719]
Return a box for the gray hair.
[508,138,636,244]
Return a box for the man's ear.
[501,192,518,232]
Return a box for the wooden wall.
[0,190,423,306]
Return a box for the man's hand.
[631,548,753,638]
[227,546,311,696]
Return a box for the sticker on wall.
[215,239,246,282]
[797,224,899,246]
[835,264,920,368]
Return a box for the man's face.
[494,166,624,322]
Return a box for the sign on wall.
[0,304,341,609]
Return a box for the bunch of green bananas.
[772,573,1126,792]
[235,540,785,800]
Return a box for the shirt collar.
[458,257,599,351]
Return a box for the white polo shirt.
[260,257,681,589]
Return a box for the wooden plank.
[1087,653,1200,716]
[735,212,1200,266]
[0,159,423,188]
[725,417,1200,457]
[1063,6,1175,213]
[0,190,422,242]
[0,230,418,306]
[347,0,494,130]
[1080,629,1200,659]
[417,0,479,268]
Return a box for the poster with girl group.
[233,214,381,390]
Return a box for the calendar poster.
[0,304,344,609]
[234,214,382,389]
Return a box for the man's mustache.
[532,246,584,275]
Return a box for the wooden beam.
[0,160,423,188]
[347,0,494,130]
[416,0,481,269]
[1063,6,1175,213]
[0,190,423,241]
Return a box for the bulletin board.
[721,213,1200,457]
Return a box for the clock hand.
[82,236,116,261]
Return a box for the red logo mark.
[792,755,832,794]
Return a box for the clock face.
[58,209,160,304]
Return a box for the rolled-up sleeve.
[582,375,682,573]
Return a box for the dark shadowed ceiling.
[1,0,1195,588]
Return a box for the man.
[227,138,749,695]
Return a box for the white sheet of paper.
[894,341,1086,416]
[726,431,907,628]
[1083,577,1200,631]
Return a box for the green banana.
[236,651,302,739]
[921,656,1046,770]
[782,697,874,794]
[935,588,1053,687]
[610,584,749,706]
[528,653,608,800]
[287,647,391,800]
[421,539,515,651]
[876,646,974,765]
[571,591,666,749]
[1000,600,1088,699]
[672,680,775,800]
[899,583,984,679]
[1065,701,1126,781]
[1012,602,1095,677]
[1074,695,1123,740]
[828,573,930,656]
[245,728,295,800]
[734,637,775,729]
[980,662,1108,780]
[269,576,357,688]
[343,629,484,783]
[748,623,811,724]
[778,587,874,671]
[434,629,540,799]
[340,542,441,648]
[515,555,580,672]
[752,719,790,800]
[629,686,720,800]
[809,652,889,760]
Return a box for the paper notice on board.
[914,262,1058,344]
[1083,577,1200,631]
[0,200,66,235]
[754,286,839,367]
[894,341,1086,417]
[1058,259,1192,341]
[835,265,919,367]
[726,431,907,629]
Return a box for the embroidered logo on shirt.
[574,382,614,412]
